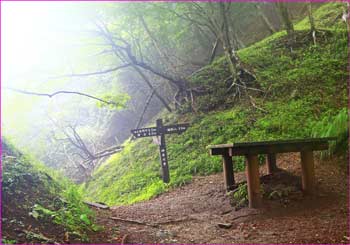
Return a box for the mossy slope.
[84,2,348,206]
[2,138,95,244]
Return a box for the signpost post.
[131,119,189,183]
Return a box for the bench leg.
[300,151,315,194]
[222,154,235,191]
[267,153,277,174]
[246,154,262,208]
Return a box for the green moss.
[84,3,348,206]
[2,140,96,241]
[295,2,347,31]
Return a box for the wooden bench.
[208,137,336,208]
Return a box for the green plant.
[2,140,97,242]
[312,108,348,157]
[2,239,17,244]
[29,204,56,220]
[56,186,94,233]
[233,183,248,207]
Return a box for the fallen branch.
[248,95,268,113]
[23,230,57,244]
[227,80,264,93]
[84,201,109,210]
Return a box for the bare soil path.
[88,153,349,244]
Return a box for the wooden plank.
[163,123,189,134]
[208,144,234,156]
[246,154,262,208]
[300,151,315,194]
[208,137,335,149]
[157,119,170,183]
[131,127,159,138]
[222,153,235,191]
[267,153,277,174]
[208,143,235,149]
[159,144,169,183]
[208,137,334,156]
[232,137,336,147]
[231,142,328,156]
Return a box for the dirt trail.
[88,153,349,244]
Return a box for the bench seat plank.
[208,138,334,156]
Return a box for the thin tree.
[163,2,258,100]
[276,1,295,43]
[308,2,317,45]
[254,3,276,34]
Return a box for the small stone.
[217,222,232,229]
[221,209,233,215]
[156,230,174,239]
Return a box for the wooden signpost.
[131,119,189,183]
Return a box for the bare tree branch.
[95,22,174,111]
[131,65,173,112]
[51,63,131,79]
[4,87,119,106]
[139,15,178,70]
[50,120,124,174]
[134,89,155,132]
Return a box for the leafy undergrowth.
[2,139,98,244]
[83,2,348,206]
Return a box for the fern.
[312,108,349,157]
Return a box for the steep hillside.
[1,139,97,244]
[83,2,348,206]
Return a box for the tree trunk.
[219,3,240,83]
[232,31,245,50]
[255,3,276,34]
[308,2,317,46]
[209,37,219,64]
[276,2,294,37]
[132,65,172,112]
[308,2,316,33]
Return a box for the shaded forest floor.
[88,153,349,244]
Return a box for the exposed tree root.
[110,216,196,228]
[110,217,158,227]
[121,234,129,244]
